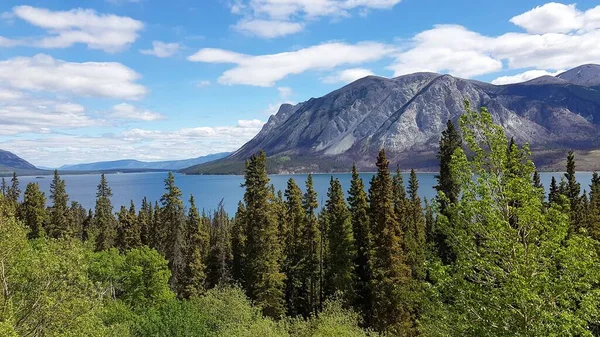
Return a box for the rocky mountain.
[61,152,230,171]
[0,150,37,171]
[185,65,600,174]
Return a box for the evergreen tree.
[183,195,209,298]
[81,209,93,243]
[324,177,354,302]
[241,151,285,318]
[116,201,141,251]
[0,177,6,197]
[6,172,20,204]
[47,170,70,239]
[300,173,321,317]
[231,201,246,284]
[283,178,305,316]
[587,172,600,240]
[69,201,87,240]
[151,201,163,253]
[565,151,583,231]
[435,119,461,210]
[161,172,187,296]
[533,170,543,191]
[548,176,561,205]
[368,149,411,334]
[348,164,373,326]
[206,203,233,288]
[138,197,152,246]
[94,174,116,251]
[18,182,47,239]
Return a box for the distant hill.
[184,64,600,174]
[60,152,230,171]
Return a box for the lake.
[16,172,595,215]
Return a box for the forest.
[2,102,600,337]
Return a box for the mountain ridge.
[185,64,600,174]
[61,152,231,171]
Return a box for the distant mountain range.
[185,64,600,174]
[59,152,231,171]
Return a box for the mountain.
[0,149,46,176]
[61,152,230,171]
[184,64,600,174]
[557,64,600,87]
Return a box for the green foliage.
[300,173,321,317]
[283,177,306,316]
[183,194,209,298]
[94,173,116,251]
[47,169,70,238]
[17,182,47,239]
[161,172,187,295]
[423,101,600,337]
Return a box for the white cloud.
[233,19,304,38]
[0,54,146,100]
[0,98,100,135]
[188,42,393,86]
[9,5,143,52]
[509,3,583,34]
[0,88,23,101]
[322,68,374,84]
[230,0,401,38]
[2,119,265,167]
[491,69,564,85]
[389,3,600,79]
[277,86,293,99]
[109,103,165,121]
[140,41,180,58]
[196,80,211,88]
[0,36,19,47]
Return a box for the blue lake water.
[16,172,596,215]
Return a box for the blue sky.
[0,0,598,167]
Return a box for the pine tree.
[240,151,285,318]
[435,119,461,210]
[206,203,233,288]
[183,195,209,298]
[138,197,152,246]
[6,172,20,204]
[348,164,373,326]
[0,177,6,197]
[94,174,116,251]
[231,201,246,284]
[69,201,87,240]
[300,173,321,317]
[47,170,70,239]
[565,151,583,231]
[368,149,411,334]
[81,209,93,242]
[161,172,187,296]
[116,201,141,251]
[549,176,561,205]
[151,201,163,253]
[18,182,47,239]
[283,178,305,316]
[324,177,354,302]
[533,170,543,190]
[587,172,600,240]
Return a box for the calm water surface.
[17,172,595,214]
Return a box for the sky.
[0,0,599,167]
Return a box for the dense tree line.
[2,101,600,336]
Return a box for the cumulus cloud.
[0,97,100,135]
[140,41,180,58]
[2,119,265,167]
[10,6,143,52]
[230,0,401,38]
[322,68,374,84]
[389,3,600,78]
[491,69,564,85]
[233,19,304,38]
[109,103,165,121]
[0,54,146,100]
[188,42,393,86]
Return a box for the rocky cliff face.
[205,65,600,172]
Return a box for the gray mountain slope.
[188,64,600,173]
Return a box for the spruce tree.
[47,170,70,238]
[241,151,285,318]
[6,172,20,204]
[81,209,93,243]
[435,119,461,210]
[206,203,233,288]
[549,176,561,205]
[94,174,116,250]
[348,164,373,326]
[69,201,87,240]
[151,201,163,253]
[587,172,600,240]
[231,201,246,284]
[0,177,6,197]
[18,182,47,239]
[565,151,583,231]
[116,201,141,251]
[324,177,354,302]
[161,172,187,296]
[283,178,305,316]
[183,195,209,298]
[138,197,151,246]
[368,149,411,334]
[300,173,321,317]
